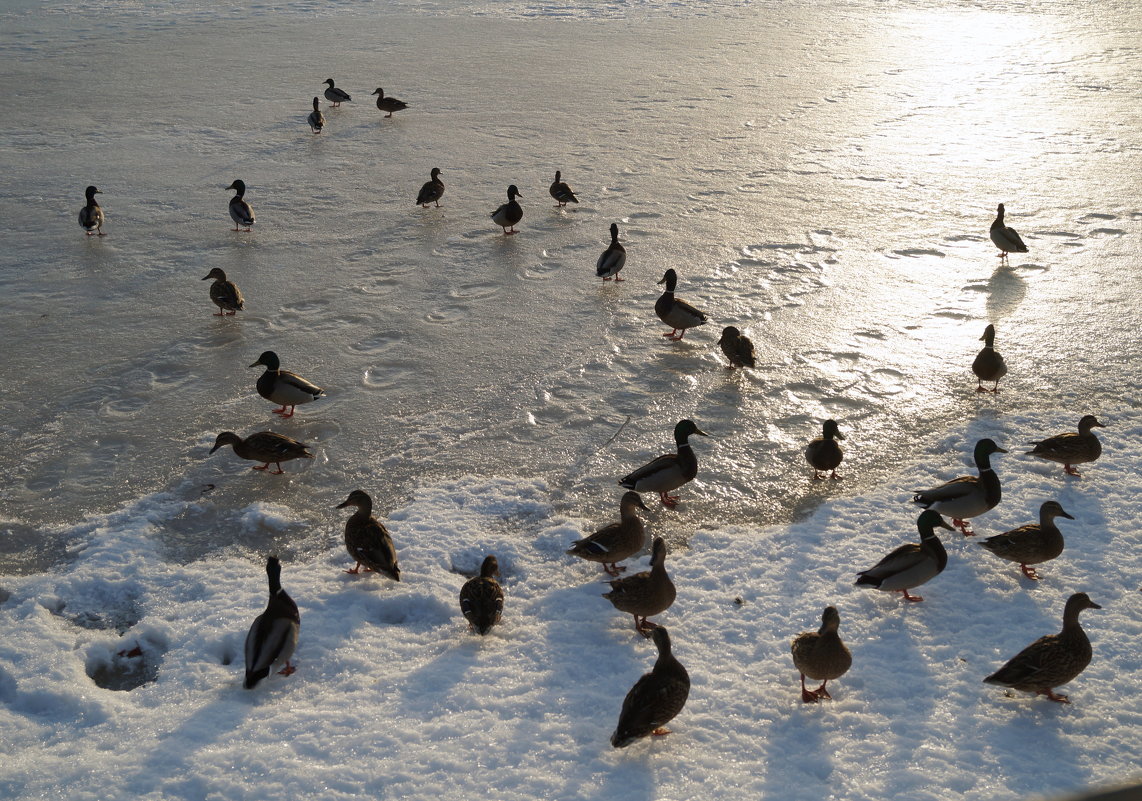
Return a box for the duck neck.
[918,526,949,571]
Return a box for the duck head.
[917,510,956,535]
[822,419,844,440]
[620,491,650,512]
[336,489,374,511]
[657,269,678,290]
[479,555,500,579]
[506,184,521,200]
[209,431,242,453]
[249,350,281,371]
[673,419,708,442]
[1040,500,1075,521]
[227,179,246,196]
[202,267,228,281]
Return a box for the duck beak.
[694,427,709,437]
[835,432,846,440]
[208,443,222,454]
[1059,509,1075,520]
[248,359,263,368]
[994,446,1009,454]
[936,517,956,531]
[335,500,351,509]
[1089,601,1103,610]
[201,274,212,281]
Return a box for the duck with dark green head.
[249,350,324,418]
[226,180,254,231]
[611,626,690,748]
[805,419,844,480]
[619,419,708,509]
[855,510,954,602]
[655,269,708,341]
[78,185,105,236]
[460,555,504,635]
[912,438,1007,535]
[972,324,1006,393]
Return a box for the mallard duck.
[566,491,649,575]
[805,419,844,480]
[984,592,1101,703]
[226,180,255,232]
[912,438,1007,535]
[201,267,244,315]
[307,97,325,133]
[371,87,407,117]
[972,324,1006,392]
[249,350,324,418]
[980,500,1073,581]
[717,326,756,368]
[322,78,351,107]
[78,185,105,236]
[602,537,675,636]
[596,222,626,281]
[244,556,300,689]
[336,490,400,580]
[549,170,578,207]
[210,431,313,474]
[990,203,1028,260]
[460,555,504,635]
[491,185,523,234]
[619,419,708,508]
[415,167,444,208]
[855,510,954,602]
[655,269,709,341]
[611,626,690,748]
[1027,415,1106,477]
[791,606,852,703]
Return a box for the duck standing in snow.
[78,185,105,236]
[972,324,1007,392]
[226,180,255,231]
[611,626,690,748]
[912,438,1006,535]
[322,78,351,107]
[979,500,1073,581]
[619,419,708,509]
[490,184,523,234]
[459,555,504,635]
[805,419,844,480]
[596,222,626,281]
[990,203,1029,260]
[1026,415,1106,477]
[336,490,400,580]
[566,491,649,576]
[202,267,244,315]
[307,97,325,133]
[655,269,708,341]
[791,606,852,702]
[855,510,954,602]
[983,592,1100,704]
[249,350,324,418]
[717,326,756,368]
[415,167,444,208]
[244,556,300,689]
[602,537,676,636]
[549,170,578,207]
[209,431,313,474]
[371,87,408,117]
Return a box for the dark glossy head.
[323,78,335,86]
[609,222,619,239]
[980,323,996,343]
[249,350,280,370]
[718,326,741,343]
[673,419,708,441]
[430,167,441,178]
[506,184,521,199]
[996,203,1006,216]
[822,419,844,440]
[917,510,956,534]
[202,267,228,281]
[84,185,101,198]
[265,555,283,591]
[312,96,320,109]
[657,268,678,287]
[371,88,384,96]
[974,438,1008,458]
[227,179,246,195]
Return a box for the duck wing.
[913,475,978,505]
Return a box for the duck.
[307,97,325,133]
[460,555,504,635]
[249,350,324,418]
[336,490,400,580]
[244,556,300,689]
[371,87,407,117]
[322,78,351,107]
[983,592,1101,704]
[854,510,954,602]
[415,167,444,208]
[912,438,1007,535]
[549,170,578,207]
[210,431,314,474]
[78,185,105,236]
[602,537,675,636]
[491,185,523,234]
[972,324,1007,392]
[1027,415,1106,477]
[226,180,255,232]
[990,203,1029,260]
[790,606,852,703]
[717,326,756,368]
[805,419,844,480]
[596,222,626,281]
[979,500,1073,581]
[619,419,708,508]
[201,267,244,315]
[566,491,649,575]
[610,626,690,748]
[655,269,709,341]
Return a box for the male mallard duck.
[791,606,852,703]
[210,431,313,474]
[855,510,954,602]
[336,490,400,580]
[655,269,709,341]
[460,555,504,635]
[980,500,1073,581]
[78,185,105,236]
[611,626,690,748]
[201,267,244,315]
[307,97,325,133]
[990,203,1029,260]
[549,170,578,207]
[912,438,1007,535]
[415,167,444,208]
[244,556,300,689]
[972,324,1006,392]
[984,592,1101,704]
[1027,415,1106,477]
[566,491,649,576]
[619,419,708,508]
[249,350,324,418]
[718,326,756,368]
[491,185,523,234]
[596,222,626,281]
[805,419,844,480]
[602,537,675,636]
[322,78,351,107]
[226,180,255,232]
[371,87,407,117]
